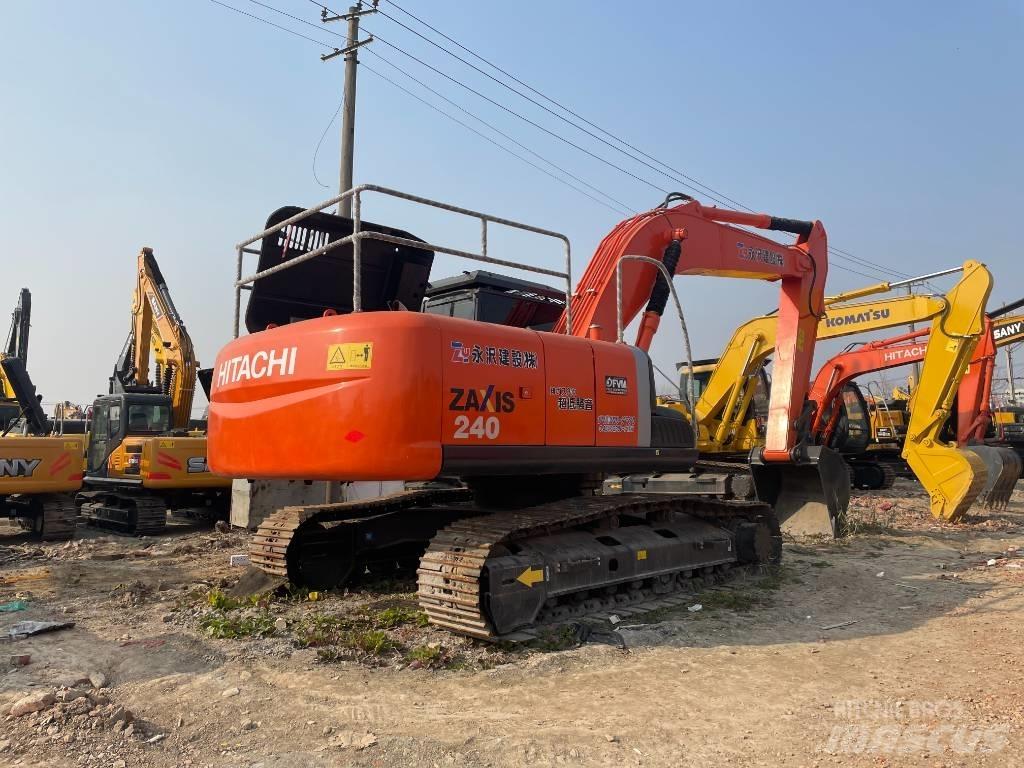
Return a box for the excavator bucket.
[902,444,988,521]
[970,444,1021,509]
[749,445,850,537]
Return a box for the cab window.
[108,405,121,436]
[125,404,171,434]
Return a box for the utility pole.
[321,2,376,217]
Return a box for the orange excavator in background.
[987,312,1024,455]
[208,185,849,640]
[953,298,1024,499]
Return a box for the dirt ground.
[1,481,1023,768]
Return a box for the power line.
[368,4,743,206]
[364,32,675,198]
[312,96,345,188]
[210,0,337,48]
[364,47,633,213]
[210,0,629,214]
[221,0,898,283]
[360,63,630,215]
[369,0,907,282]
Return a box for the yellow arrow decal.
[516,566,545,588]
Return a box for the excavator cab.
[826,384,873,455]
[423,270,565,330]
[86,393,172,475]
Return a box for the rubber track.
[417,494,772,641]
[80,496,167,536]
[488,562,757,643]
[40,496,77,541]
[249,488,473,579]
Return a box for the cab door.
[87,401,122,474]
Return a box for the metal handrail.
[232,184,572,338]
[615,255,695,417]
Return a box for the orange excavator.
[209,186,849,640]
[953,299,1024,503]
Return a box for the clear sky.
[2,1,1022,412]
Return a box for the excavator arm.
[900,260,993,520]
[1,288,31,401]
[557,197,827,460]
[111,248,198,430]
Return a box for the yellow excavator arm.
[1,288,31,400]
[901,261,992,520]
[697,285,950,454]
[115,248,197,429]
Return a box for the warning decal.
[327,342,374,371]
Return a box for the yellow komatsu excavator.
[667,262,999,527]
[691,281,947,457]
[76,248,229,535]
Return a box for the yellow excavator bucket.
[903,443,988,520]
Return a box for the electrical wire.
[312,97,345,188]
[227,0,904,283]
[364,47,633,213]
[212,0,631,213]
[365,0,911,283]
[360,62,629,215]
[210,0,337,47]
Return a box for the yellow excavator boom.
[901,261,992,521]
[126,248,198,429]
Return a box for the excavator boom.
[110,248,198,430]
[561,199,827,460]
[1,288,32,422]
[808,328,930,445]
